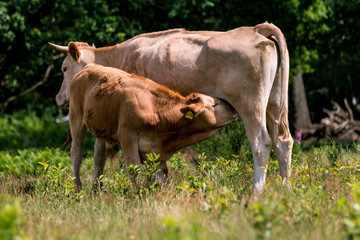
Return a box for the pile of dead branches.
[302,99,360,142]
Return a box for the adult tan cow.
[68,64,239,189]
[50,22,293,191]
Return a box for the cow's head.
[49,42,95,108]
[180,94,239,132]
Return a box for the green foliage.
[161,214,205,240]
[102,154,164,195]
[0,148,70,177]
[194,121,249,159]
[305,0,360,121]
[0,0,358,122]
[100,169,132,196]
[169,152,186,171]
[0,0,135,113]
[36,161,79,198]
[134,153,162,193]
[335,182,360,239]
[0,111,68,150]
[0,111,95,150]
[143,153,161,182]
[0,195,28,240]
[0,143,359,239]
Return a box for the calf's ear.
[180,106,197,120]
[68,42,81,62]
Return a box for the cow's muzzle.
[56,94,70,108]
[56,98,69,108]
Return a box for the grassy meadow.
[1,112,360,239]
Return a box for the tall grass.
[0,142,359,239]
[1,112,360,239]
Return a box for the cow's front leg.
[155,161,168,185]
[70,125,87,192]
[93,138,106,191]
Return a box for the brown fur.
[67,64,238,189]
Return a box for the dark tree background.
[1,0,359,127]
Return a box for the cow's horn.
[48,42,69,53]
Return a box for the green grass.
[0,142,360,239]
[1,113,360,239]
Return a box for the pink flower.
[296,132,302,145]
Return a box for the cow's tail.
[254,22,290,141]
[61,128,72,148]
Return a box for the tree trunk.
[293,73,312,133]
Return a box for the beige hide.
[50,22,293,191]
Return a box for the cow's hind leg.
[242,115,272,192]
[234,94,272,192]
[267,98,293,183]
[93,138,106,190]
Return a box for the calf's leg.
[70,125,87,192]
[155,161,168,184]
[93,138,106,190]
[119,132,142,190]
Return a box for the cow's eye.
[212,103,219,107]
[62,67,67,72]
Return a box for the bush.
[0,111,95,150]
[0,148,71,177]
[0,111,68,150]
[193,120,250,159]
[0,195,28,240]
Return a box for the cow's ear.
[186,94,202,105]
[180,106,197,120]
[68,42,81,62]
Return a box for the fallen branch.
[344,98,355,122]
[301,99,360,143]
[0,53,64,110]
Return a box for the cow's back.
[118,26,277,100]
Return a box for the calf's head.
[180,94,239,133]
[49,42,95,108]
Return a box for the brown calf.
[69,64,238,189]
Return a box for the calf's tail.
[254,22,290,141]
[60,128,118,160]
[61,128,72,148]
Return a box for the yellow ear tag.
[185,111,194,119]
[75,51,79,61]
